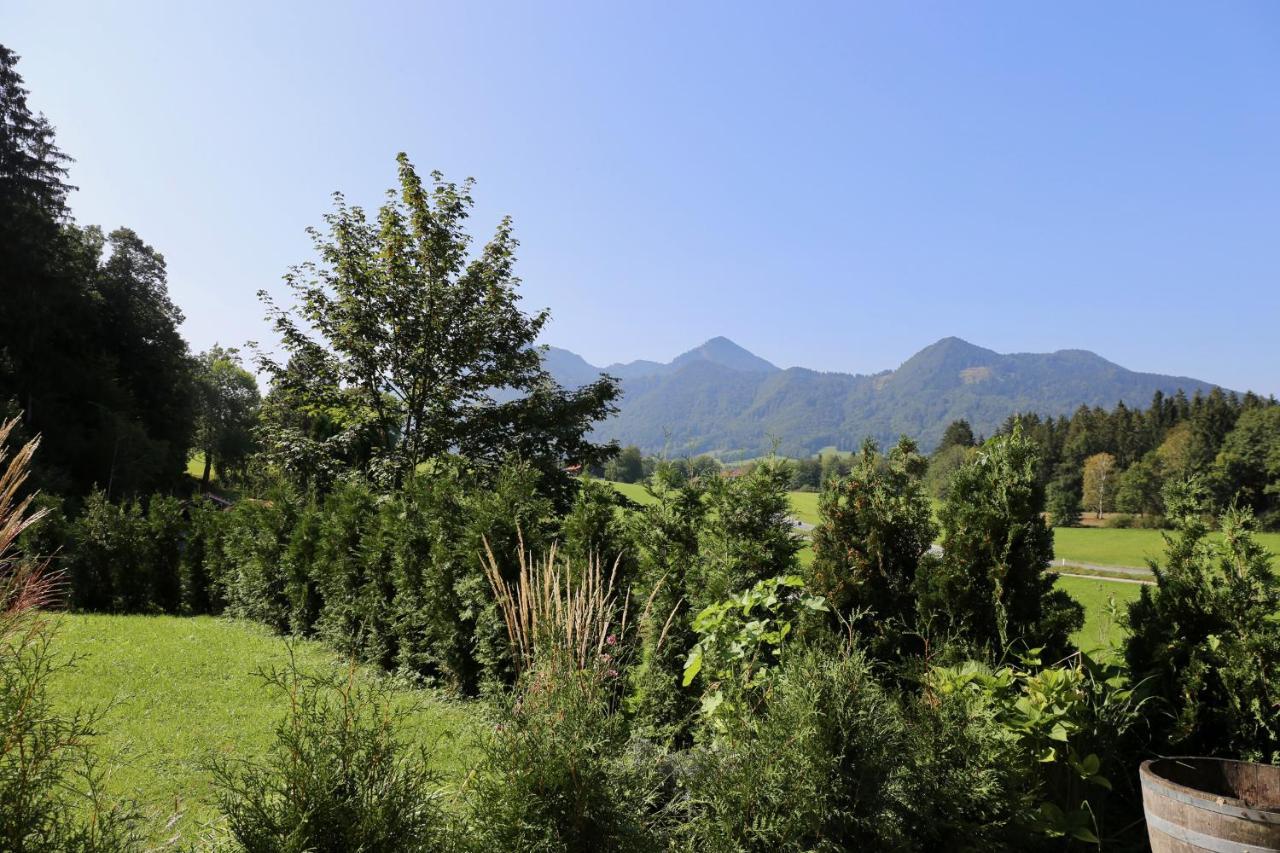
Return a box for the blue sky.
[8,2,1280,394]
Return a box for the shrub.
[465,659,663,852]
[309,479,382,658]
[1125,479,1280,762]
[625,463,707,744]
[66,491,186,614]
[456,461,555,694]
[697,458,801,607]
[211,652,452,853]
[897,665,1027,849]
[678,643,908,851]
[559,476,636,588]
[919,427,1083,659]
[180,497,228,614]
[143,494,184,613]
[809,437,937,659]
[387,469,469,688]
[217,488,299,631]
[681,575,825,732]
[926,652,1146,846]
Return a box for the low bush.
[678,643,908,851]
[465,660,663,852]
[211,652,453,853]
[1125,480,1280,762]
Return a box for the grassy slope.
[47,614,479,845]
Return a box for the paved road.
[1058,571,1152,585]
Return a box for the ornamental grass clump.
[482,535,670,677]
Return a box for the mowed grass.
[47,614,481,844]
[1056,575,1144,655]
[1053,526,1280,569]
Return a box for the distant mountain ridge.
[543,336,1223,458]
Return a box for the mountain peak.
[672,337,778,374]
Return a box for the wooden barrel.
[1141,758,1280,852]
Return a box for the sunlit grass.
[47,614,480,845]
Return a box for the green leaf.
[682,646,703,687]
[1069,825,1100,844]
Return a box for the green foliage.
[217,487,300,632]
[625,463,708,743]
[682,575,826,728]
[928,652,1145,846]
[924,442,972,501]
[938,418,977,451]
[603,445,645,484]
[193,345,260,489]
[384,469,469,686]
[466,660,662,852]
[211,652,452,853]
[1114,453,1164,518]
[179,497,227,614]
[1046,476,1082,528]
[255,154,617,494]
[46,614,480,845]
[1124,479,1280,761]
[1213,406,1280,528]
[0,622,145,852]
[559,476,635,584]
[66,491,185,613]
[678,644,908,851]
[457,461,556,694]
[698,457,801,606]
[809,437,937,658]
[920,428,1083,658]
[0,419,143,851]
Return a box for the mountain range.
[543,336,1222,458]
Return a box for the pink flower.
[607,669,619,678]
[606,634,617,646]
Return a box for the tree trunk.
[201,452,212,491]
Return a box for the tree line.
[979,388,1279,528]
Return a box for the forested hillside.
[545,335,1222,458]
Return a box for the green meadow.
[47,614,479,845]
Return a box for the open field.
[47,614,479,845]
[1056,575,1143,654]
[1053,526,1280,569]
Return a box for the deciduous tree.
[1081,452,1117,519]
[257,154,618,496]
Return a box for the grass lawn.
[1053,526,1280,569]
[47,614,480,845]
[1056,575,1143,655]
